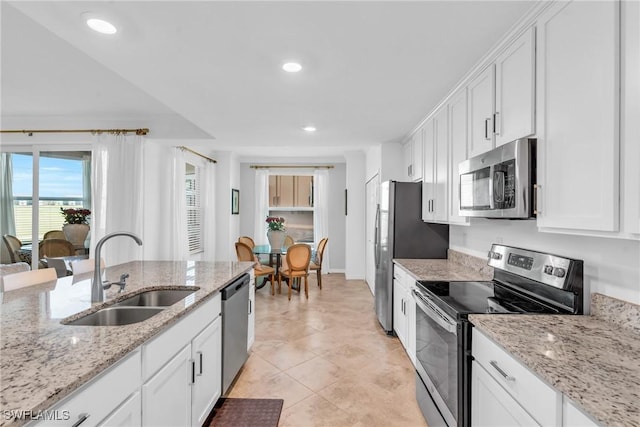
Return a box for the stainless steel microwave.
[458,138,536,219]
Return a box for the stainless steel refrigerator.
[374,181,449,334]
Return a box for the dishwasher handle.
[221,273,250,300]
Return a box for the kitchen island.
[0,260,253,426]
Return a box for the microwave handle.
[488,165,495,209]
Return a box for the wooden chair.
[283,235,295,249]
[238,236,255,249]
[235,242,277,295]
[3,234,25,263]
[43,230,66,240]
[0,262,30,292]
[71,258,105,275]
[39,239,76,258]
[278,243,311,300]
[2,268,57,292]
[309,238,328,289]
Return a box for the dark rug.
[205,398,284,427]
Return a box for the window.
[268,174,314,243]
[186,162,203,254]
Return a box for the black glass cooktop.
[416,280,560,319]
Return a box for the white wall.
[213,151,240,262]
[450,220,640,305]
[142,143,174,260]
[345,151,366,279]
[366,141,404,183]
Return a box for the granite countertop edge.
[393,250,493,282]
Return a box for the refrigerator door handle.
[374,204,380,267]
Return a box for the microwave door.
[493,169,505,209]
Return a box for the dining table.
[40,254,90,277]
[252,244,287,289]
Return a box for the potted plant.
[61,208,91,248]
[266,216,286,249]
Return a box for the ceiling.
[1,1,534,158]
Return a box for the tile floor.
[226,273,428,427]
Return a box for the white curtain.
[0,153,16,237]
[313,169,330,272]
[253,169,270,245]
[202,159,216,261]
[82,156,92,210]
[170,148,188,260]
[91,133,144,266]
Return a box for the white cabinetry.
[99,392,141,427]
[468,65,495,157]
[422,107,448,223]
[448,88,470,225]
[393,264,416,367]
[563,398,600,427]
[404,128,424,182]
[536,0,619,233]
[191,319,222,427]
[472,328,561,426]
[248,273,256,351]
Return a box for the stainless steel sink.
[64,306,164,326]
[114,289,197,307]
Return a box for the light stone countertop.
[394,249,494,282]
[0,260,254,426]
[470,312,640,427]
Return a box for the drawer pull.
[490,360,515,382]
[71,413,90,427]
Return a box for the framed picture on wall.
[231,189,240,214]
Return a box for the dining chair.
[235,242,277,295]
[0,262,31,292]
[283,235,295,249]
[2,268,57,292]
[3,234,23,263]
[43,230,66,240]
[71,258,105,275]
[39,239,76,258]
[309,238,329,289]
[238,236,256,249]
[278,243,312,300]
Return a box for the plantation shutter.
[186,167,202,254]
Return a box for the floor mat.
[205,398,284,427]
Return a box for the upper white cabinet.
[404,128,424,182]
[468,65,496,157]
[448,88,470,225]
[423,107,449,223]
[535,0,619,232]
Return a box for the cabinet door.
[536,0,619,232]
[247,279,256,351]
[563,398,599,427]
[268,176,278,207]
[422,119,435,222]
[468,65,495,157]
[448,88,470,225]
[405,284,416,368]
[98,392,141,427]
[142,345,191,427]
[403,140,413,180]
[392,279,407,348]
[495,27,536,146]
[412,128,424,182]
[192,317,222,427]
[471,361,540,427]
[278,176,295,207]
[433,107,449,222]
[295,176,313,207]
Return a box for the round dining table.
[252,245,286,289]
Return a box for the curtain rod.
[0,128,149,135]
[250,165,334,169]
[178,146,217,163]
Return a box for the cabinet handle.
[197,351,203,376]
[533,184,541,215]
[71,413,90,427]
[493,112,500,135]
[489,360,515,382]
[408,164,412,177]
[191,359,196,384]
[248,300,252,315]
[484,118,491,140]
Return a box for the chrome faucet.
[92,232,143,303]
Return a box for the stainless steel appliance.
[221,273,250,394]
[374,181,449,334]
[458,138,536,219]
[413,244,584,427]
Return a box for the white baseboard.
[326,269,345,274]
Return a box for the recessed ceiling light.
[303,126,316,132]
[282,62,302,73]
[86,18,117,35]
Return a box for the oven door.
[413,289,459,427]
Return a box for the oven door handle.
[412,290,457,335]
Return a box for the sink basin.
[114,289,197,307]
[64,306,164,326]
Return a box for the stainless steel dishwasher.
[221,273,250,394]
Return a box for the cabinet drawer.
[473,329,560,426]
[393,264,409,282]
[142,293,221,381]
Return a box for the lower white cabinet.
[393,278,408,348]
[99,392,141,427]
[393,264,416,367]
[191,318,222,426]
[563,398,599,427]
[248,273,256,351]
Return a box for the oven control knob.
[544,265,554,275]
[552,267,566,278]
[488,251,502,260]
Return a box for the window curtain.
[202,159,216,261]
[170,148,188,260]
[82,156,92,210]
[91,133,144,266]
[253,168,270,245]
[0,153,16,238]
[313,169,330,272]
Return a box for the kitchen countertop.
[470,311,640,427]
[0,260,254,426]
[394,249,493,282]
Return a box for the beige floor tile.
[227,370,314,409]
[284,355,344,392]
[279,394,358,427]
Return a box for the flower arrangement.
[266,216,285,231]
[60,208,91,225]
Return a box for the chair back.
[39,239,76,258]
[3,268,57,292]
[71,258,105,275]
[283,235,295,249]
[235,242,256,263]
[0,262,31,292]
[43,230,66,240]
[285,244,312,272]
[316,238,329,265]
[238,236,256,249]
[2,235,22,263]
